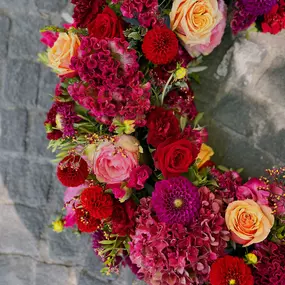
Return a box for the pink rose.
[63,184,87,228]
[128,165,152,190]
[236,178,270,205]
[108,183,133,202]
[94,139,139,184]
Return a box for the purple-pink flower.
[236,177,270,205]
[40,31,58,48]
[127,165,152,190]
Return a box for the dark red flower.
[154,137,199,178]
[262,4,285,34]
[127,165,152,190]
[76,207,100,233]
[210,255,254,285]
[147,107,180,147]
[87,6,124,39]
[80,186,113,219]
[71,0,106,28]
[111,200,136,236]
[57,155,89,187]
[142,27,178,65]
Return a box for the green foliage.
[37,52,49,65]
[40,25,67,33]
[270,216,285,244]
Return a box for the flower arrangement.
[39,0,285,284]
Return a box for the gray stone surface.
[0,1,285,285]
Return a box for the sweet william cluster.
[39,0,285,284]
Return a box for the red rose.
[154,138,198,178]
[87,7,124,39]
[147,107,180,147]
[127,165,152,190]
[111,200,136,237]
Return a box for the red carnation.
[262,3,285,34]
[111,199,136,237]
[142,27,178,65]
[80,186,113,219]
[147,107,180,147]
[76,207,100,233]
[210,256,254,285]
[154,137,198,178]
[57,155,89,187]
[87,6,124,39]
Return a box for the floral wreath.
[39,0,285,284]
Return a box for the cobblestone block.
[26,110,53,158]
[0,108,28,152]
[35,0,68,12]
[35,263,70,285]
[9,15,49,60]
[4,59,40,108]
[6,158,53,207]
[0,204,38,256]
[0,15,11,59]
[0,255,36,285]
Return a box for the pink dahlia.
[252,241,285,284]
[152,177,200,226]
[130,192,230,285]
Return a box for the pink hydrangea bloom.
[236,178,270,205]
[130,188,230,285]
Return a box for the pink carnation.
[236,178,270,205]
[127,165,152,190]
[93,139,139,184]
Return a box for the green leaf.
[99,240,116,245]
[187,66,208,74]
[193,112,204,127]
[40,25,67,33]
[217,165,230,172]
[180,115,188,131]
[128,32,142,41]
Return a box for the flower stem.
[161,73,174,105]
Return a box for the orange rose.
[225,199,274,247]
[47,32,80,75]
[170,0,226,56]
[196,143,214,169]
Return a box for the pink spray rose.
[127,165,152,190]
[93,136,139,184]
[236,178,270,205]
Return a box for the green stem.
[161,73,174,105]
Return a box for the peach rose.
[196,143,214,169]
[225,199,274,247]
[47,32,80,75]
[170,0,227,57]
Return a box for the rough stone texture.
[0,1,285,285]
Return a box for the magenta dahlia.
[239,0,277,16]
[152,177,200,226]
